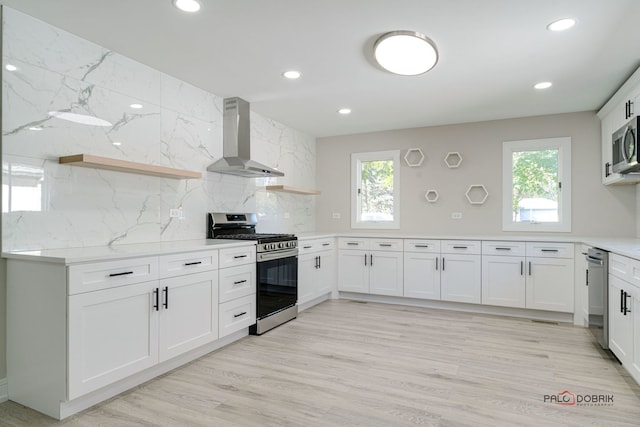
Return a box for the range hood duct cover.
[207,97,284,177]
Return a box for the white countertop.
[2,239,255,264]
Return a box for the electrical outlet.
[332,213,341,219]
[451,212,462,220]
[170,208,182,218]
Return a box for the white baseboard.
[0,378,8,403]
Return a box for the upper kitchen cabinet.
[598,66,640,185]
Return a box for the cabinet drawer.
[370,238,403,252]
[526,242,574,259]
[338,238,369,250]
[219,294,256,338]
[219,245,256,268]
[441,240,481,255]
[609,253,640,287]
[219,263,256,303]
[68,257,158,295]
[482,241,525,256]
[299,238,335,255]
[158,250,218,279]
[404,239,440,253]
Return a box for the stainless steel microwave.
[612,116,639,174]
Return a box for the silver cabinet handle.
[322,243,331,246]
[303,245,313,249]
[347,242,359,246]
[379,243,392,247]
[541,249,559,253]
[495,247,511,251]
[415,244,429,248]
[453,246,468,249]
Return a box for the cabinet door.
[369,251,403,296]
[68,281,159,399]
[631,287,640,384]
[158,271,219,362]
[338,250,369,293]
[609,275,633,364]
[481,255,525,308]
[404,252,440,300]
[298,253,318,305]
[526,257,574,312]
[316,250,336,296]
[441,254,481,304]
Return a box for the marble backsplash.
[1,7,316,251]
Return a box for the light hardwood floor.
[1,299,640,426]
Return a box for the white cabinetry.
[338,238,403,296]
[608,253,640,384]
[525,243,574,313]
[481,241,526,308]
[440,240,481,304]
[68,250,220,399]
[298,238,335,309]
[403,240,441,300]
[597,66,640,185]
[218,246,256,338]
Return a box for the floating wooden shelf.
[265,185,321,195]
[59,154,202,179]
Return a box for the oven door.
[256,250,298,319]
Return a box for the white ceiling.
[1,0,639,138]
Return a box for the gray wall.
[316,111,636,237]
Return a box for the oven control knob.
[269,243,276,250]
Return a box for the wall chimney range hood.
[207,97,284,177]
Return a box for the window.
[351,150,400,229]
[502,137,571,232]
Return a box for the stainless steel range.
[208,213,298,335]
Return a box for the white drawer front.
[610,253,640,287]
[526,242,574,259]
[219,294,256,338]
[338,238,370,250]
[158,250,218,279]
[482,241,526,256]
[403,239,441,253]
[299,240,319,254]
[68,257,158,295]
[317,238,335,251]
[441,240,481,255]
[219,245,256,268]
[219,263,256,303]
[370,238,403,252]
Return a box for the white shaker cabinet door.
[608,275,633,365]
[481,255,526,308]
[525,257,574,312]
[440,254,481,304]
[68,281,159,400]
[369,251,403,297]
[338,250,369,293]
[316,249,336,297]
[403,252,440,300]
[298,252,318,305]
[158,271,219,362]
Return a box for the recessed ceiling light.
[112,141,122,146]
[534,82,553,90]
[130,103,143,109]
[5,64,17,71]
[49,111,113,127]
[547,18,576,32]
[282,70,301,79]
[338,108,352,115]
[173,0,201,13]
[373,30,438,76]
[28,126,43,131]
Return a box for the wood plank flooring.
[1,299,640,426]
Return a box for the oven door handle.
[257,248,298,262]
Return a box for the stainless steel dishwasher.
[586,248,608,349]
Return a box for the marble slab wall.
[1,7,316,251]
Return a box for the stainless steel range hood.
[207,97,284,177]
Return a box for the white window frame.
[502,137,571,232]
[351,150,401,229]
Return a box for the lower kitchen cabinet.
[337,249,369,293]
[632,291,640,383]
[482,255,526,308]
[68,280,159,399]
[441,253,481,304]
[609,275,634,364]
[403,252,440,299]
[338,238,403,296]
[298,238,336,306]
[525,257,574,312]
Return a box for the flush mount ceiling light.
[173,0,201,13]
[547,18,576,32]
[130,103,143,109]
[534,81,553,90]
[49,111,113,127]
[5,64,17,71]
[282,70,301,79]
[373,30,438,76]
[338,108,352,115]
